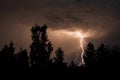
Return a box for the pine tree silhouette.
[54,47,66,68]
[96,44,108,66]
[84,42,96,67]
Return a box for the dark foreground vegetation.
[0,24,120,80]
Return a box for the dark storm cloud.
[46,15,65,23]
[65,14,84,24]
[0,0,120,41]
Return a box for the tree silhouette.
[30,24,53,67]
[0,42,15,68]
[54,47,65,68]
[96,44,108,66]
[110,47,120,69]
[0,45,8,67]
[16,48,29,69]
[84,42,96,67]
[70,60,76,68]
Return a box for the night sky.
[0,0,120,62]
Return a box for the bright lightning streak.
[72,32,86,66]
[79,36,85,65]
[60,30,89,66]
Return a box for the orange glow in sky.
[48,29,92,66]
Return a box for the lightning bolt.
[74,35,86,66]
[79,36,85,65]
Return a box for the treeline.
[0,24,120,79]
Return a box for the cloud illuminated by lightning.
[48,29,93,66]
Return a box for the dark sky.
[0,0,120,62]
